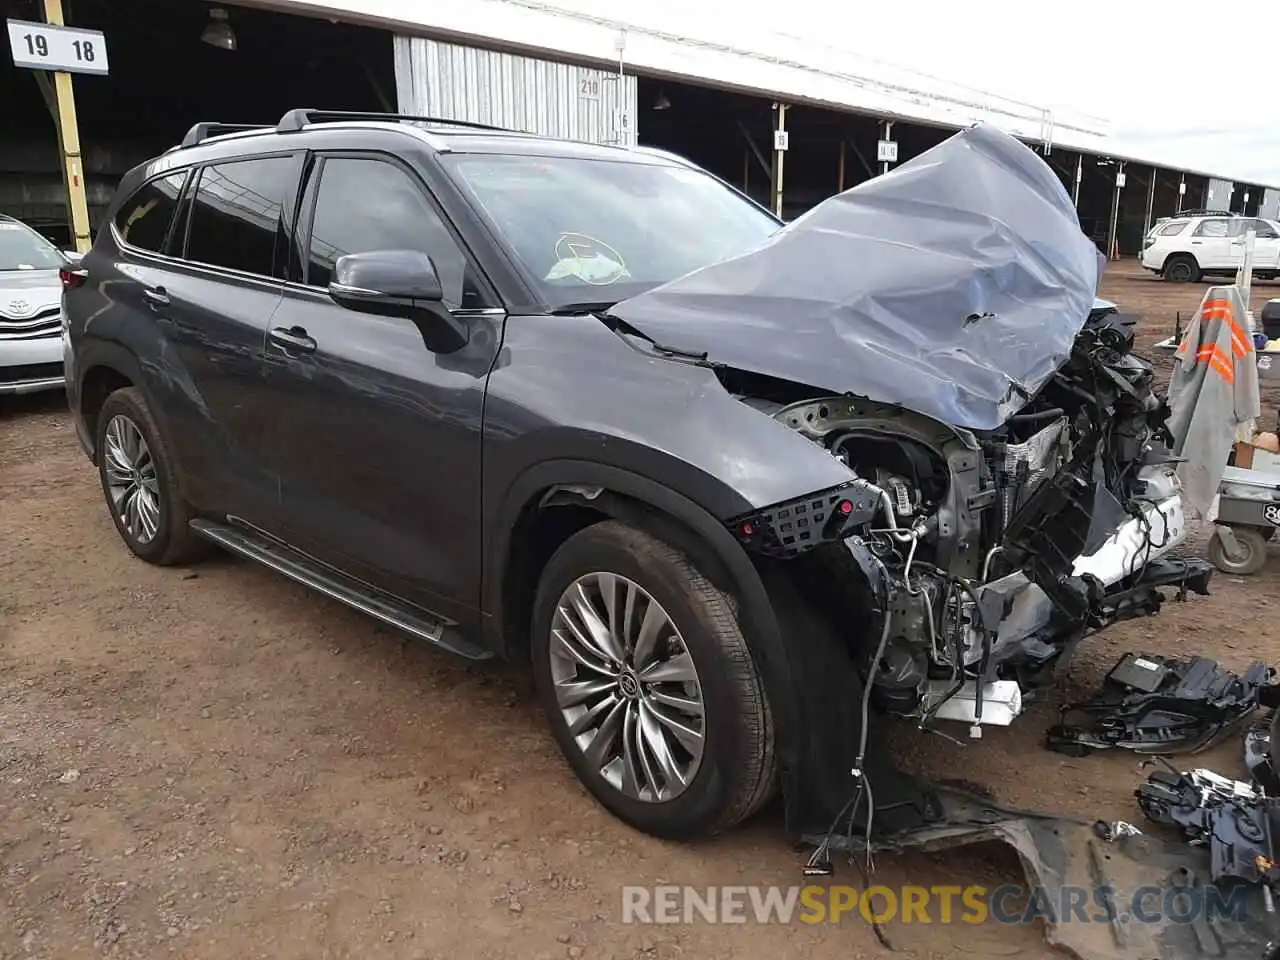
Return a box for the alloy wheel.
[548,572,706,802]
[103,414,161,545]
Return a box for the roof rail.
[1175,208,1240,218]
[179,122,272,148]
[275,108,525,135]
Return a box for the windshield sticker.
[545,233,630,286]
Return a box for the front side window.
[113,171,189,254]
[305,157,478,309]
[1252,219,1280,240]
[441,153,781,308]
[184,156,295,278]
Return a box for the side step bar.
[189,519,492,660]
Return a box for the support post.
[838,139,846,193]
[1143,168,1156,235]
[1177,173,1186,214]
[1072,154,1082,208]
[770,102,789,219]
[1108,161,1125,261]
[43,0,92,252]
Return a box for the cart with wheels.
[1207,464,1280,575]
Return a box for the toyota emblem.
[7,298,30,314]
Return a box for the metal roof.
[240,0,1280,189]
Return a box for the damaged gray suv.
[64,111,1211,843]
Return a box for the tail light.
[59,266,87,289]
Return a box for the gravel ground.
[2,262,1279,960]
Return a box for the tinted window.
[1158,220,1189,236]
[441,153,780,308]
[185,156,295,277]
[114,171,189,253]
[305,157,477,308]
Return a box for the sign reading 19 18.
[6,18,109,76]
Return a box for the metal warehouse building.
[4,0,1276,255]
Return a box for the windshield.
[442,153,781,307]
[0,221,65,271]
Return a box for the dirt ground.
[3,262,1280,960]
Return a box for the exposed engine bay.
[724,304,1212,734]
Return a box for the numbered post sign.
[7,19,109,76]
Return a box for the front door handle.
[142,286,169,309]
[269,325,317,354]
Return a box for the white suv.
[1141,214,1280,282]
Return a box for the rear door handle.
[143,286,170,309]
[269,325,317,354]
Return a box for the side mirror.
[328,249,469,354]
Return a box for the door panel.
[1248,220,1280,272]
[265,290,499,615]
[157,268,282,524]
[1191,218,1237,269]
[263,153,501,616]
[154,153,300,527]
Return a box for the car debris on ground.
[1046,652,1274,756]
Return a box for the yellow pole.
[42,0,92,253]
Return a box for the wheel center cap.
[618,669,640,699]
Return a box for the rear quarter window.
[114,171,190,253]
[1158,220,1189,236]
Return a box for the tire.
[531,520,776,840]
[1163,254,1200,283]
[95,386,209,566]
[1207,526,1269,576]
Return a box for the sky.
[532,0,1280,186]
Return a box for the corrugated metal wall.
[1205,177,1233,210]
[394,36,637,146]
[1261,189,1280,221]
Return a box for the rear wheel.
[531,520,776,839]
[95,387,208,565]
[1207,526,1269,576]
[1163,254,1200,283]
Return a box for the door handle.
[143,286,170,309]
[269,325,317,354]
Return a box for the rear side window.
[1158,220,1189,236]
[184,156,295,278]
[1193,218,1235,238]
[114,171,189,253]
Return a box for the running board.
[189,519,492,660]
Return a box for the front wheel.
[531,520,776,840]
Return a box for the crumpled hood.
[610,123,1105,431]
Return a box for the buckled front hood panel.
[610,124,1106,431]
